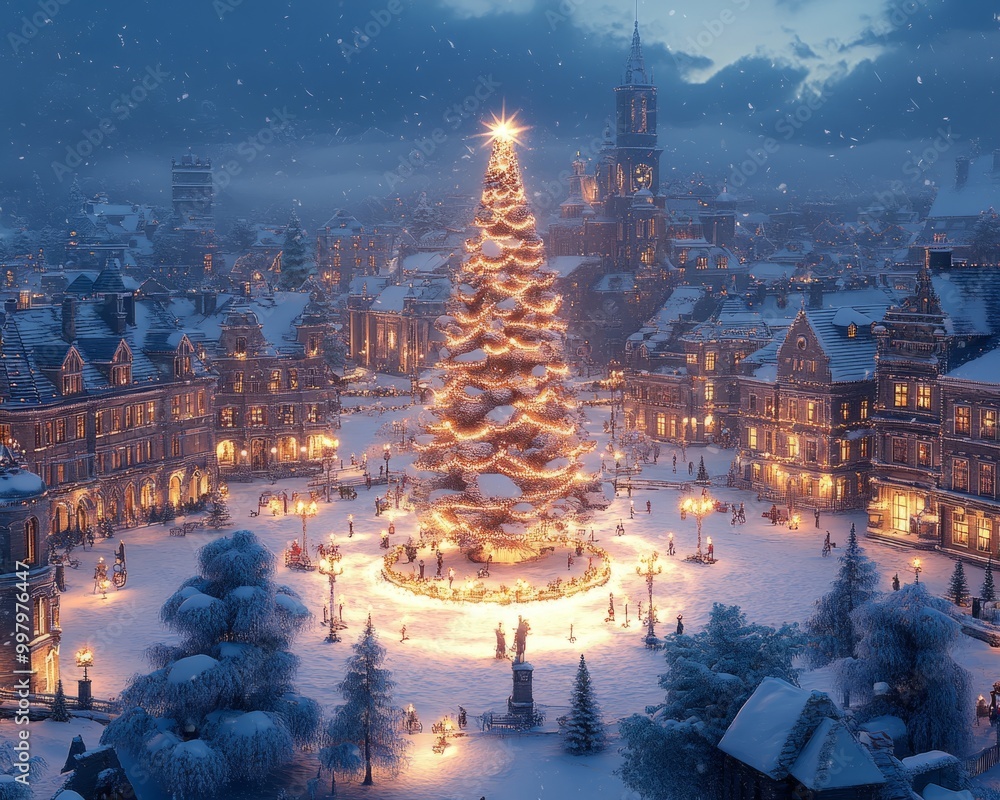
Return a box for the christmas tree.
[205,492,232,530]
[695,456,710,484]
[947,560,969,606]
[51,680,70,722]
[416,117,595,563]
[564,654,606,755]
[321,615,408,786]
[983,558,996,602]
[279,210,311,288]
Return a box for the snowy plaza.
[9,393,1000,799]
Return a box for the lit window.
[916,384,932,410]
[860,399,869,419]
[955,406,971,435]
[891,438,908,464]
[656,413,665,437]
[978,517,993,553]
[747,427,758,449]
[893,383,909,408]
[840,401,850,421]
[705,353,716,371]
[953,509,969,546]
[807,401,816,423]
[917,442,931,466]
[841,439,852,463]
[686,353,698,365]
[953,458,970,492]
[787,436,799,458]
[847,322,857,338]
[704,383,714,402]
[983,410,997,440]
[981,463,996,497]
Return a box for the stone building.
[0,263,216,533]
[0,450,60,694]
[316,210,400,293]
[737,304,889,510]
[186,293,339,476]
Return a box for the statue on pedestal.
[495,623,506,660]
[514,616,530,664]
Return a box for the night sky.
[2,0,997,222]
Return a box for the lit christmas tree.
[416,117,596,564]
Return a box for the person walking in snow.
[448,567,455,589]
[738,502,745,524]
[436,550,444,577]
[814,508,821,528]
[419,560,425,580]
[630,501,635,519]
[667,533,675,556]
[672,454,677,473]
[688,461,694,476]
[646,500,651,514]
[676,614,684,635]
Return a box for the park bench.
[169,527,185,537]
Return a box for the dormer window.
[110,342,132,386]
[847,322,858,338]
[62,349,83,395]
[235,337,247,357]
[174,340,194,378]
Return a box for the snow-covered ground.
[11,392,1000,799]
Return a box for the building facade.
[316,210,400,293]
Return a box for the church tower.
[611,22,662,199]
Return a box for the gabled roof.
[65,273,95,294]
[790,718,885,790]
[790,304,890,382]
[32,343,75,369]
[77,337,127,363]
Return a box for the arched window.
[25,517,38,565]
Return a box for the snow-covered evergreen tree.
[618,604,804,800]
[695,456,710,484]
[321,615,408,786]
[279,211,311,288]
[408,192,443,238]
[564,654,606,755]
[804,523,880,666]
[101,531,319,799]
[319,742,362,796]
[837,581,972,755]
[983,558,996,602]
[0,738,45,800]
[226,218,257,253]
[204,493,232,530]
[51,680,70,722]
[948,561,970,606]
[415,120,596,564]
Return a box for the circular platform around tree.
[380,540,612,604]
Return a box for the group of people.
[730,502,746,526]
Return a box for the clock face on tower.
[634,163,653,190]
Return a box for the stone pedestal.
[77,678,92,710]
[509,661,534,717]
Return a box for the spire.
[623,21,649,85]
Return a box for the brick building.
[316,210,400,293]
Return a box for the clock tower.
[612,22,662,198]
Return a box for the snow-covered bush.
[618,603,803,800]
[836,581,972,755]
[101,530,319,798]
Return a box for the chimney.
[204,292,217,316]
[4,298,17,315]
[193,293,204,315]
[955,156,970,189]
[61,297,76,342]
[123,294,136,327]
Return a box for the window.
[94,412,103,436]
[841,439,852,463]
[893,383,909,408]
[748,394,757,412]
[891,437,908,464]
[184,394,193,416]
[860,437,870,458]
[787,436,799,458]
[847,322,857,338]
[656,413,666,437]
[705,352,716,371]
[715,255,728,269]
[747,427,758,449]
[916,384,932,410]
[62,372,83,394]
[765,397,774,417]
[171,396,181,420]
[111,364,130,385]
[146,401,156,422]
[76,414,85,440]
[807,401,817,423]
[233,372,244,393]
[918,441,932,466]
[111,409,122,432]
[171,436,181,457]
[307,405,322,424]
[953,458,970,492]
[981,463,996,497]
[704,383,715,402]
[308,336,320,356]
[788,400,798,421]
[55,418,66,443]
[952,509,969,546]
[24,517,38,565]
[695,255,709,270]
[860,399,869,420]
[269,370,282,392]
[279,405,295,424]
[764,430,774,453]
[956,405,971,435]
[33,597,45,636]
[805,440,818,462]
[235,336,247,356]
[197,391,206,414]
[892,493,908,532]
[686,353,698,365]
[840,401,850,422]
[249,407,266,426]
[983,410,997,440]
[220,408,236,428]
[288,369,299,390]
[978,517,993,553]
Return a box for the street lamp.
[240,449,248,473]
[912,557,922,583]
[383,444,391,479]
[322,437,340,503]
[680,490,715,562]
[636,552,663,641]
[75,647,94,710]
[318,557,345,642]
[295,500,318,555]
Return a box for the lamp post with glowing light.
[912,557,922,583]
[318,557,345,642]
[75,647,94,710]
[295,500,318,556]
[383,444,391,480]
[680,490,715,561]
[322,437,340,503]
[636,552,663,639]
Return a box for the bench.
[183,521,204,533]
[169,527,185,537]
[249,509,259,517]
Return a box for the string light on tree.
[415,111,597,565]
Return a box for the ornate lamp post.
[295,500,318,556]
[636,552,663,640]
[240,448,248,475]
[322,437,340,503]
[75,647,94,710]
[680,490,715,562]
[912,557,922,584]
[318,557,345,642]
[383,444,391,479]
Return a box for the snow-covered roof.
[928,156,1000,219]
[547,255,599,279]
[922,784,975,800]
[789,717,885,790]
[402,252,449,273]
[592,273,636,293]
[941,344,1000,384]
